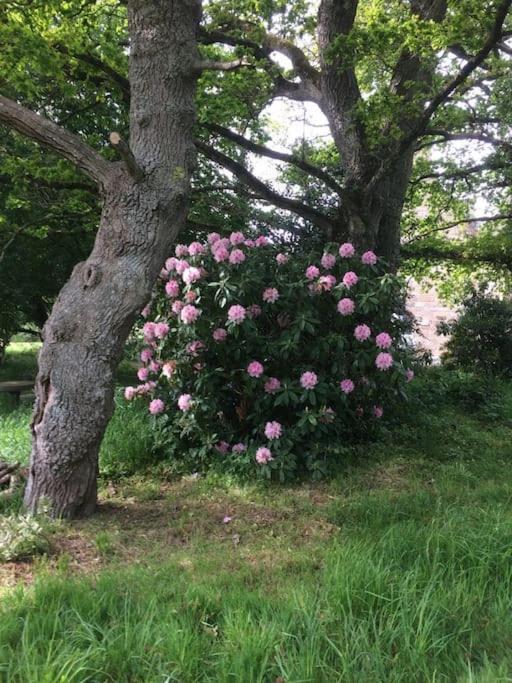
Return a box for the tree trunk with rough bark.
[19,0,201,517]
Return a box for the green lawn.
[1,344,512,681]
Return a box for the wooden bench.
[0,380,34,406]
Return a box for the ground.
[1,342,512,681]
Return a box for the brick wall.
[407,280,455,360]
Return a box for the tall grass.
[1,500,512,681]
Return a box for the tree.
[2,0,512,517]
[196,0,512,266]
[0,0,202,517]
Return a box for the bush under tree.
[126,234,415,479]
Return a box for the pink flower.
[276,253,289,265]
[354,324,371,342]
[337,298,355,316]
[375,332,393,349]
[343,271,359,288]
[375,352,393,371]
[213,327,227,342]
[340,379,355,394]
[186,340,204,356]
[321,253,336,269]
[141,304,151,318]
[255,235,268,247]
[178,393,192,411]
[185,291,197,303]
[215,441,230,454]
[188,241,205,256]
[149,360,161,373]
[406,369,415,382]
[160,268,169,280]
[143,321,156,342]
[154,322,169,339]
[339,242,355,258]
[175,244,189,257]
[182,266,201,285]
[172,300,184,315]
[180,304,201,325]
[300,371,318,390]
[306,265,320,280]
[175,259,189,275]
[213,237,230,250]
[248,304,262,318]
[263,287,279,303]
[222,515,232,524]
[140,348,153,363]
[245,239,255,248]
[230,231,245,245]
[213,246,229,262]
[247,361,264,378]
[165,257,178,272]
[264,377,281,394]
[228,305,246,324]
[165,279,180,297]
[362,250,377,265]
[373,405,384,418]
[264,421,282,440]
[124,386,136,400]
[255,447,273,464]
[149,399,165,415]
[318,275,336,291]
[232,443,247,454]
[229,248,246,265]
[137,367,149,381]
[162,362,175,378]
[207,232,221,244]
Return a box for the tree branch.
[408,0,512,143]
[109,132,144,180]
[0,95,112,186]
[406,213,512,243]
[203,123,343,194]
[195,58,253,72]
[198,28,322,103]
[196,141,335,234]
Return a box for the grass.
[2,343,512,680]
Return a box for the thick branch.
[199,28,322,103]
[195,58,252,72]
[109,132,144,180]
[204,123,343,194]
[196,141,335,233]
[0,95,112,185]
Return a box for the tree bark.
[23,0,201,518]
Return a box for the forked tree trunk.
[23,0,201,517]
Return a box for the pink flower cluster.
[300,371,318,390]
[264,421,282,440]
[247,361,264,378]
[263,287,279,303]
[228,305,246,324]
[256,447,273,465]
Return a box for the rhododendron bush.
[126,233,414,478]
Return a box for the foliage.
[438,288,512,377]
[0,509,50,562]
[99,395,156,479]
[126,235,414,479]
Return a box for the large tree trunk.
[24,0,201,518]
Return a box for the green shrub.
[0,511,50,562]
[438,289,512,377]
[127,235,415,479]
